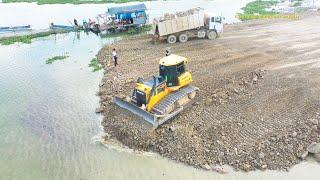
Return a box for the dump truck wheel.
[179,34,188,43]
[167,35,177,44]
[207,30,217,40]
[197,30,206,38]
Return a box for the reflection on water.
[0,1,319,180]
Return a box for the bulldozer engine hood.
[135,83,152,100]
[135,83,152,92]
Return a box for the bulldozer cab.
[159,55,187,87]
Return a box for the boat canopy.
[108,3,147,15]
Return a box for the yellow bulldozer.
[114,54,199,128]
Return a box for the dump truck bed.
[152,8,205,37]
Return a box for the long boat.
[0,25,31,32]
[49,24,75,31]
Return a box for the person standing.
[73,19,78,27]
[112,48,118,67]
[165,49,171,56]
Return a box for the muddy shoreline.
[97,12,320,172]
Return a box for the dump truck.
[114,54,199,128]
[152,7,224,43]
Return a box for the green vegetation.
[0,35,32,45]
[242,0,279,15]
[46,55,69,64]
[0,30,68,45]
[101,24,151,39]
[89,58,102,72]
[127,27,138,34]
[127,24,151,34]
[237,0,303,21]
[237,0,279,21]
[2,0,150,5]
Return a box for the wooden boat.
[50,24,75,31]
[0,25,31,32]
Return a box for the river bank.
[97,11,320,171]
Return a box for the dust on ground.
[97,11,320,171]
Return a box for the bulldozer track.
[152,86,198,115]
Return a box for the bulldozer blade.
[114,97,158,128]
[114,97,184,128]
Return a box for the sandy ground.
[97,11,320,171]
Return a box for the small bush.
[46,55,69,64]
[89,58,102,72]
[127,27,137,34]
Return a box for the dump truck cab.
[205,13,224,35]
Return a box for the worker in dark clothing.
[74,19,78,27]
[112,48,118,67]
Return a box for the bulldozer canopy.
[159,54,188,66]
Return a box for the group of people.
[73,18,96,27]
[116,18,134,25]
[73,18,100,33]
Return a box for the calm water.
[0,1,319,179]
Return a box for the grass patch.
[0,36,32,45]
[237,0,279,21]
[46,55,69,64]
[101,24,151,38]
[2,0,151,5]
[89,58,102,72]
[0,30,68,45]
[127,24,151,34]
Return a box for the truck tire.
[179,34,188,43]
[197,30,206,38]
[167,35,177,44]
[207,30,217,40]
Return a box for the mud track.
[97,12,320,171]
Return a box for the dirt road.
[97,12,320,171]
